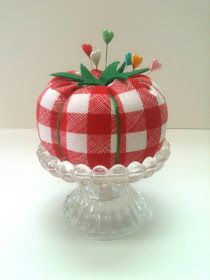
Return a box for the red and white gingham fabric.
[37,74,168,168]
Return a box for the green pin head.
[102,29,114,45]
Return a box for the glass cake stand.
[37,141,170,240]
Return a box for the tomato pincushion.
[36,30,167,168]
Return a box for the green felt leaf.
[50,72,83,82]
[78,81,104,86]
[99,61,129,85]
[51,65,150,87]
[104,73,127,85]
[115,73,128,79]
[80,64,103,85]
[117,61,126,73]
[100,61,120,81]
[126,67,150,77]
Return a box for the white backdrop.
[0,0,209,128]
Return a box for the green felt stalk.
[51,72,83,82]
[51,63,150,86]
[80,64,103,85]
[126,67,150,77]
[117,61,126,73]
[110,94,120,164]
[100,61,120,80]
[100,61,128,85]
[103,73,127,85]
[78,81,103,86]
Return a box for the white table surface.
[0,129,209,280]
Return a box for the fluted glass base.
[37,142,170,239]
[63,181,152,240]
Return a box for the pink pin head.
[150,58,162,72]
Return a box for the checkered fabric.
[37,74,168,168]
[36,74,79,159]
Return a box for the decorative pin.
[125,52,132,66]
[131,54,143,70]
[90,50,101,69]
[102,29,114,67]
[125,52,132,71]
[149,58,162,73]
[82,43,93,69]
[82,43,92,57]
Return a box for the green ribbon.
[56,104,65,157]
[55,93,121,164]
[55,88,121,164]
[109,94,120,164]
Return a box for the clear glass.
[37,140,170,240]
[63,181,151,240]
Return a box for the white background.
[0,0,209,128]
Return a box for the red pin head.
[82,43,93,57]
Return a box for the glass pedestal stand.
[37,140,170,240]
[63,180,150,239]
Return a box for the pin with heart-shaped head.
[131,54,143,70]
[102,29,114,45]
[102,29,114,67]
[125,52,132,66]
[82,43,94,69]
[150,58,162,72]
[82,43,93,57]
[90,50,101,69]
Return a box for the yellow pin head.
[131,54,143,69]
